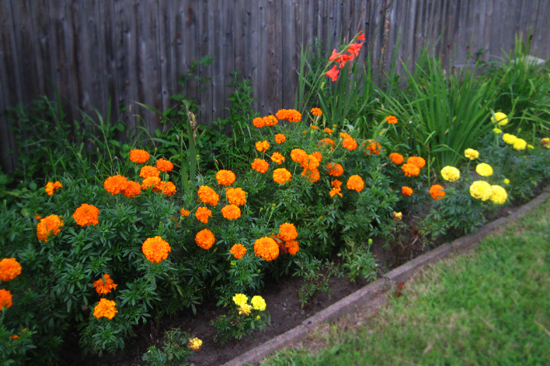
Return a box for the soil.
[59,182,548,366]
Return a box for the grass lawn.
[262,198,550,366]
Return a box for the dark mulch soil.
[60,182,548,366]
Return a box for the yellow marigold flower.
[311,107,322,116]
[251,158,269,173]
[441,166,460,182]
[401,186,413,197]
[329,186,342,197]
[312,151,323,162]
[331,179,342,188]
[180,208,190,217]
[493,128,502,134]
[402,163,420,177]
[285,240,299,255]
[36,215,64,242]
[122,181,142,198]
[365,140,381,155]
[273,168,292,185]
[502,133,517,145]
[251,296,267,311]
[195,207,213,224]
[276,109,302,122]
[342,137,358,151]
[279,223,298,241]
[491,112,508,126]
[476,163,493,177]
[263,115,278,127]
[142,236,172,263]
[490,185,508,205]
[326,163,344,177]
[233,293,248,306]
[252,117,266,128]
[389,153,404,165]
[0,289,13,309]
[142,177,161,191]
[129,149,150,164]
[385,115,398,124]
[274,134,286,144]
[73,203,100,227]
[93,298,118,319]
[311,125,319,130]
[104,175,129,195]
[430,184,445,200]
[347,175,365,192]
[324,128,333,134]
[464,148,479,160]
[93,274,118,295]
[140,165,160,179]
[45,181,63,196]
[198,185,219,206]
[188,337,203,351]
[238,303,253,315]
[156,158,174,172]
[270,152,285,165]
[0,258,22,282]
[302,168,320,183]
[226,187,247,206]
[541,137,550,148]
[195,229,216,250]
[221,204,241,220]
[528,144,534,149]
[504,178,510,185]
[470,181,493,201]
[255,140,270,153]
[513,138,527,150]
[290,148,308,166]
[216,170,236,186]
[254,237,279,261]
[230,244,247,259]
[407,156,426,170]
[393,212,403,221]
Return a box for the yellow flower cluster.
[502,133,517,145]
[464,148,479,160]
[490,185,508,204]
[476,163,493,177]
[441,166,460,182]
[491,112,508,126]
[142,236,172,263]
[251,295,267,311]
[469,181,493,201]
[188,337,203,351]
[513,138,527,151]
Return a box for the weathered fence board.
[1,0,550,172]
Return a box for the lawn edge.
[223,186,550,366]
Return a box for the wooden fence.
[1,0,550,172]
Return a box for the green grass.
[262,198,550,366]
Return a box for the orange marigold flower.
[407,156,426,170]
[331,179,342,188]
[195,229,216,250]
[156,159,174,172]
[198,186,219,206]
[93,298,118,319]
[389,153,404,165]
[385,115,398,124]
[290,149,308,166]
[430,185,446,200]
[365,140,381,155]
[142,236,172,263]
[276,109,302,123]
[252,117,266,128]
[311,125,319,130]
[216,170,236,186]
[311,108,322,116]
[302,168,320,183]
[93,273,118,295]
[320,138,335,146]
[35,215,41,220]
[45,181,63,196]
[254,237,279,261]
[36,215,64,242]
[275,134,286,144]
[324,128,333,135]
[73,203,100,227]
[255,140,270,153]
[230,244,247,259]
[122,181,142,198]
[326,163,344,177]
[330,186,343,197]
[271,152,285,165]
[226,187,247,206]
[221,204,241,220]
[285,240,299,255]
[342,137,358,151]
[347,175,365,192]
[402,163,420,177]
[10,335,19,340]
[312,151,323,163]
[140,165,161,179]
[0,258,22,282]
[251,159,269,173]
[154,181,177,197]
[305,155,320,170]
[279,222,298,241]
[129,149,150,164]
[104,175,128,195]
[180,208,190,217]
[142,177,161,190]
[0,289,13,309]
[195,207,213,224]
[401,186,413,197]
[273,168,292,185]
[263,115,278,127]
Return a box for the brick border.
[223,187,550,366]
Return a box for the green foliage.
[0,313,36,366]
[141,329,194,366]
[339,238,377,283]
[212,296,270,344]
[293,257,342,308]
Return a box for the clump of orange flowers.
[274,134,286,144]
[156,158,174,172]
[253,117,265,128]
[142,177,161,190]
[326,163,344,177]
[180,208,190,217]
[230,244,247,259]
[140,165,161,179]
[155,181,177,197]
[273,168,292,185]
[271,152,285,165]
[104,175,129,195]
[285,240,299,255]
[0,289,13,309]
[195,229,216,250]
[255,140,270,153]
[93,274,118,295]
[402,163,420,177]
[198,186,220,206]
[263,115,278,127]
[279,223,298,241]
[122,181,142,198]
[347,175,365,192]
[401,186,413,197]
[129,149,150,164]
[430,185,446,200]
[276,109,302,122]
[340,132,358,151]
[195,207,213,224]
[386,115,398,124]
[216,170,236,186]
[0,258,22,282]
[37,215,64,242]
[389,153,404,165]
[251,159,269,173]
[73,203,100,227]
[93,298,118,319]
[221,204,241,220]
[254,237,279,261]
[364,140,381,155]
[330,179,343,197]
[324,128,333,134]
[45,181,63,196]
[407,156,426,170]
[226,187,247,206]
[142,236,172,263]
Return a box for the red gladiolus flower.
[357,30,365,41]
[326,65,340,81]
[338,54,354,68]
[329,49,342,62]
[347,43,363,57]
